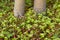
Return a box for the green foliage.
[0,0,60,40]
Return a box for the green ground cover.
[0,0,60,40]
